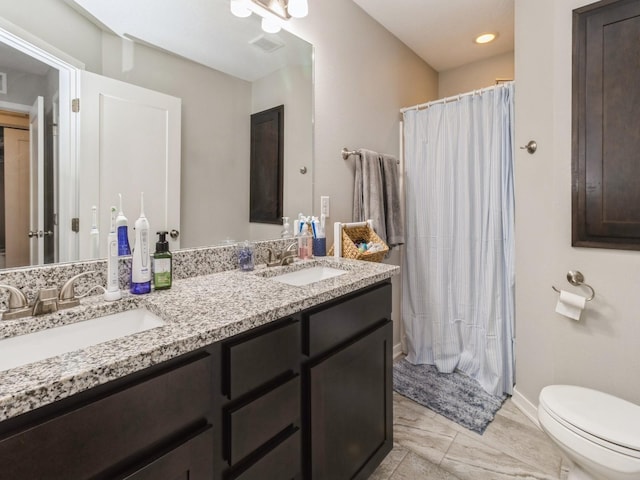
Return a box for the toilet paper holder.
[552,270,595,301]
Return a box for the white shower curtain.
[402,83,515,396]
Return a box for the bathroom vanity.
[0,257,397,479]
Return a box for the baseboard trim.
[393,343,404,360]
[512,386,540,428]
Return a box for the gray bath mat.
[393,359,507,434]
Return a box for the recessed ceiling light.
[475,33,497,44]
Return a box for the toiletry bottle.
[104,206,122,301]
[89,205,99,259]
[116,193,131,255]
[313,216,327,257]
[153,231,172,290]
[298,222,313,260]
[130,192,151,294]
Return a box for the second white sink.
[270,266,348,286]
[0,308,165,373]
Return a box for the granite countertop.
[0,257,398,422]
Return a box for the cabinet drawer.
[233,429,300,480]
[304,282,391,357]
[124,426,214,480]
[223,319,299,399]
[0,353,212,480]
[226,375,300,464]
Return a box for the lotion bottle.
[104,206,122,301]
[130,192,151,294]
[153,231,172,290]
[116,193,131,255]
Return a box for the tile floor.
[371,393,570,480]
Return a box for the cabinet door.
[124,426,213,480]
[307,321,393,480]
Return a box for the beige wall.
[286,0,438,347]
[438,51,514,99]
[514,0,640,416]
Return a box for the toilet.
[538,385,640,480]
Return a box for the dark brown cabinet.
[0,280,393,479]
[302,282,393,480]
[213,318,302,480]
[0,353,214,480]
[123,427,214,480]
[572,0,640,250]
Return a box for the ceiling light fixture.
[474,33,497,44]
[230,0,252,18]
[230,0,308,33]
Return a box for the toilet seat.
[539,385,640,459]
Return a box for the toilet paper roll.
[555,290,587,321]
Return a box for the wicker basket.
[328,224,389,262]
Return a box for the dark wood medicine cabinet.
[572,0,640,250]
[250,105,284,225]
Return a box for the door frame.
[0,18,82,264]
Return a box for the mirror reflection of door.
[0,30,73,268]
[1,111,29,268]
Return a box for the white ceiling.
[351,0,514,72]
[67,0,312,82]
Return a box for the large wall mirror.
[0,0,313,270]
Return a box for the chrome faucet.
[58,271,96,310]
[0,285,31,320]
[267,242,298,267]
[0,271,98,320]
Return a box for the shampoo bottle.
[104,206,122,301]
[116,193,131,255]
[89,206,99,259]
[130,192,151,294]
[153,231,172,290]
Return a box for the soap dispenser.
[153,231,172,290]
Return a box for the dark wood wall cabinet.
[0,281,393,480]
[572,0,640,250]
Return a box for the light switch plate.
[320,196,330,217]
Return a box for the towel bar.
[342,147,399,164]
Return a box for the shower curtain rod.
[399,81,514,113]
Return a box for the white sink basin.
[0,308,165,372]
[270,266,348,286]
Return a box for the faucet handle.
[59,271,95,309]
[0,285,31,320]
[32,287,59,316]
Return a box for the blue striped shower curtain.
[402,83,515,396]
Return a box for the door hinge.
[72,98,80,113]
[71,217,79,232]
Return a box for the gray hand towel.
[381,154,404,247]
[353,149,387,243]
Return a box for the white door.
[29,96,45,265]
[78,71,181,259]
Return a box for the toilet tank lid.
[540,385,640,452]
